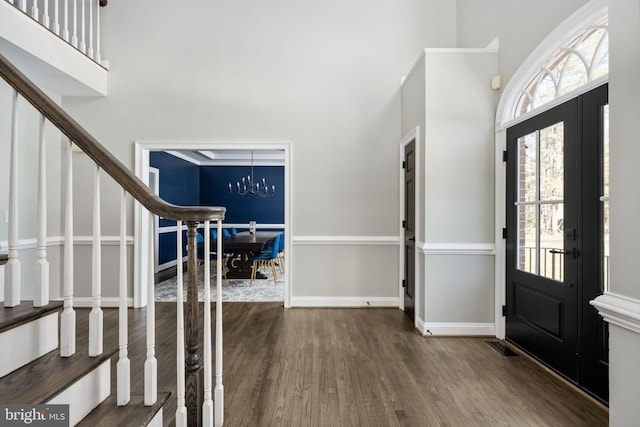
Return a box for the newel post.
[185,221,201,426]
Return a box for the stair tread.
[78,392,171,427]
[0,301,63,334]
[0,346,117,404]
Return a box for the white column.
[144,210,157,405]
[62,0,69,42]
[79,0,86,53]
[214,220,224,427]
[117,188,130,406]
[89,164,103,357]
[34,114,49,307]
[71,0,78,47]
[202,221,213,426]
[4,90,21,308]
[60,139,75,357]
[175,221,187,427]
[87,0,94,59]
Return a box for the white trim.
[420,242,495,256]
[135,140,293,308]
[290,296,399,308]
[494,0,608,339]
[0,235,134,251]
[292,236,399,246]
[591,292,640,335]
[418,321,496,336]
[71,297,135,308]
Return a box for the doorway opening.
[133,141,292,308]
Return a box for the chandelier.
[228,151,275,197]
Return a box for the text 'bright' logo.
[0,405,68,426]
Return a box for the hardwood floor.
[92,303,607,426]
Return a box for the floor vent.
[486,340,517,357]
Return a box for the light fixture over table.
[228,151,275,197]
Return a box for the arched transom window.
[514,16,608,118]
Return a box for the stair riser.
[48,360,111,426]
[147,408,163,427]
[0,312,58,377]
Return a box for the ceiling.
[164,149,285,167]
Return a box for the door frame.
[133,140,293,308]
[399,127,421,327]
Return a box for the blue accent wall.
[150,151,284,269]
[200,166,284,224]
[150,151,200,228]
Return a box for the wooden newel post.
[185,221,201,426]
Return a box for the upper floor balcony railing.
[5,0,108,67]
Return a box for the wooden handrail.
[0,53,225,222]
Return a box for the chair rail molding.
[419,242,495,256]
[591,292,640,335]
[292,235,400,246]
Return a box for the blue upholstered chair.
[249,233,281,286]
[277,231,285,274]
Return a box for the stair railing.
[0,52,226,426]
[4,0,108,66]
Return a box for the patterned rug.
[155,267,284,302]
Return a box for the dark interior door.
[404,140,416,322]
[506,85,609,402]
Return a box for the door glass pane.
[540,123,564,201]
[515,122,565,281]
[602,104,610,291]
[517,205,537,274]
[518,132,537,202]
[540,203,564,281]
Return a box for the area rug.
[155,267,284,302]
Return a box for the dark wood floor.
[89,303,607,426]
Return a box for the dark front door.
[505,85,609,402]
[404,139,416,322]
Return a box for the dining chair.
[277,231,285,274]
[249,233,281,286]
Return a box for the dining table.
[220,231,281,279]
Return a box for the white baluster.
[89,164,103,357]
[18,0,26,12]
[34,114,49,307]
[144,210,157,405]
[95,0,102,65]
[42,0,50,29]
[30,0,39,20]
[60,139,75,357]
[175,221,187,427]
[79,0,86,53]
[87,0,94,59]
[202,221,213,425]
[62,0,69,42]
[117,188,130,406]
[71,0,78,47]
[53,0,60,34]
[4,90,21,308]
[214,219,224,427]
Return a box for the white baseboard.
[419,321,495,336]
[71,297,134,308]
[48,360,111,426]
[0,312,58,377]
[290,296,399,307]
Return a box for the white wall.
[607,0,640,424]
[61,0,457,303]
